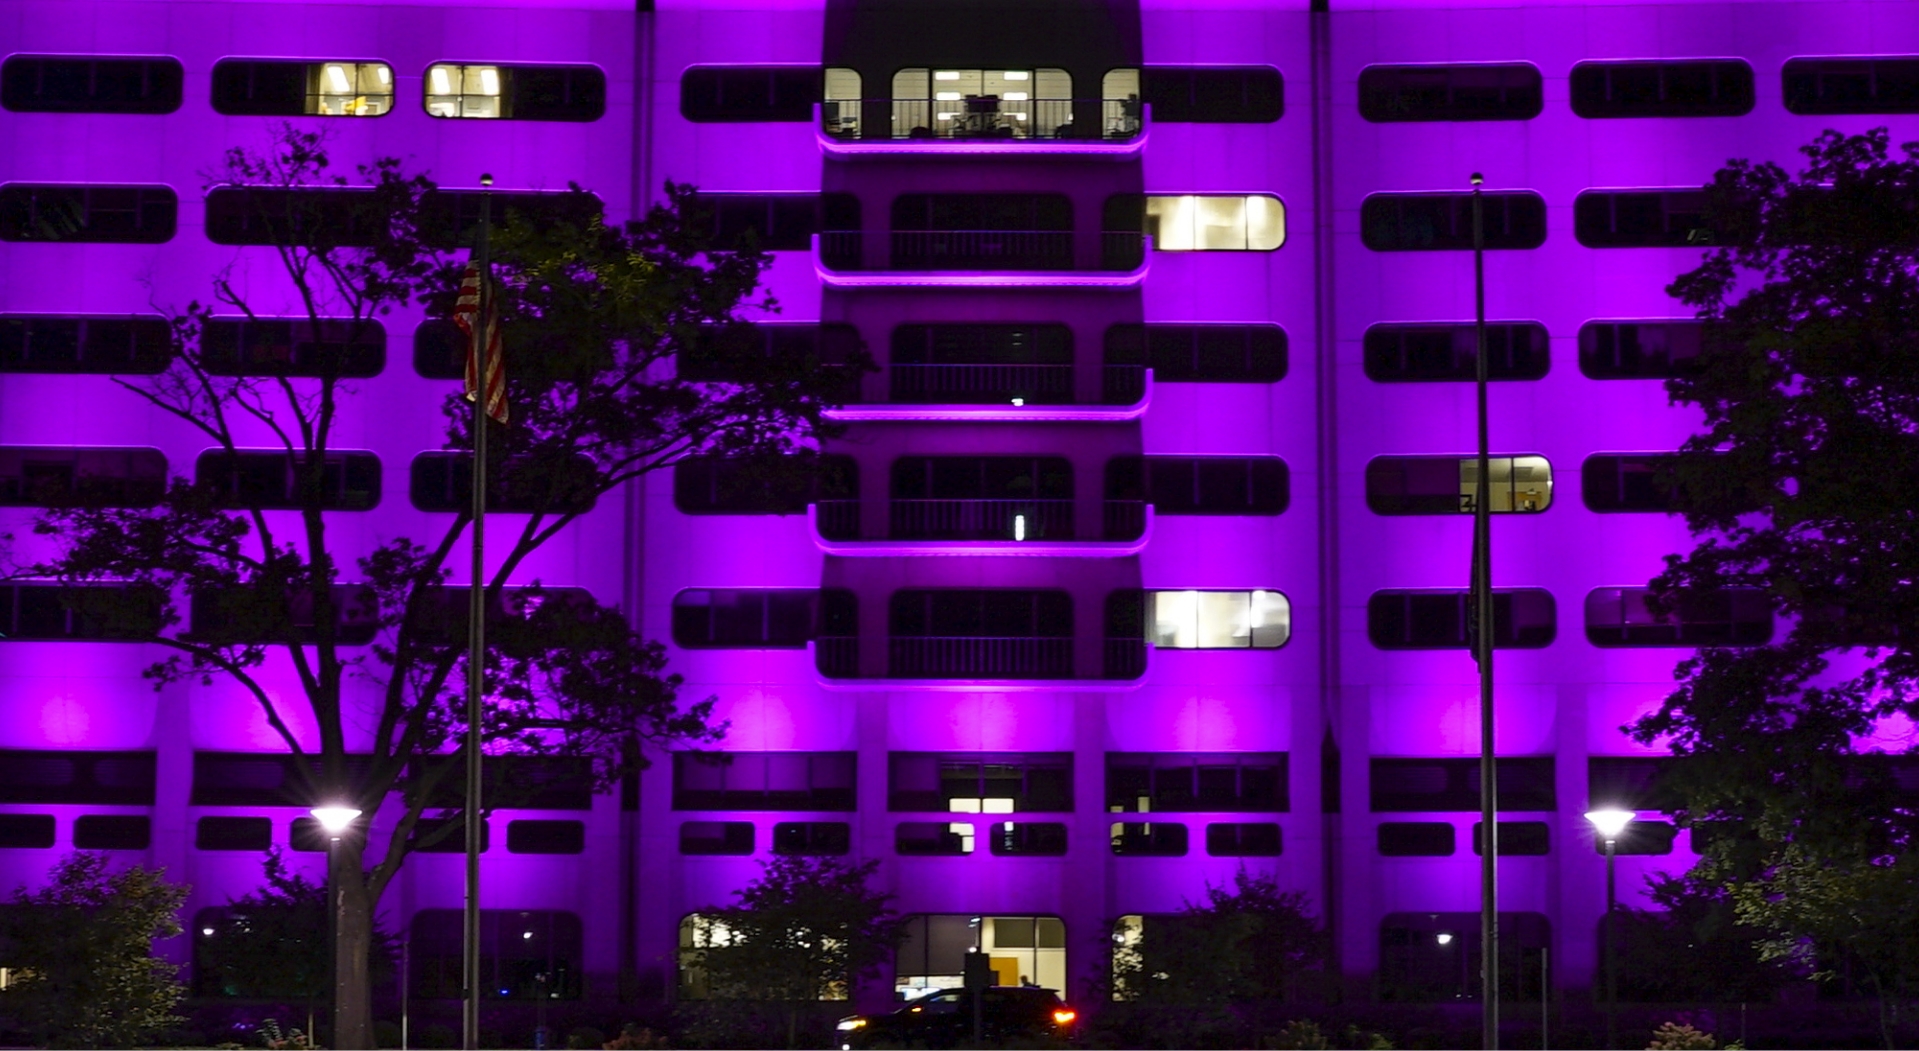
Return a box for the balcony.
[811,499,1151,556]
[890,363,1073,404]
[888,636,1075,679]
[815,231,1148,288]
[818,99,1146,157]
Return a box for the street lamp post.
[1584,808,1633,1051]
[311,805,363,1046]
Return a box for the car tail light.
[1053,1008,1077,1025]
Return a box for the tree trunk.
[333,836,377,1050]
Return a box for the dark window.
[771,821,851,856]
[1111,821,1188,856]
[1582,454,1683,512]
[680,66,819,122]
[888,753,1073,812]
[73,814,149,850]
[196,816,272,852]
[1205,822,1282,856]
[0,751,155,805]
[1358,63,1541,122]
[1578,320,1705,379]
[1102,324,1286,384]
[680,820,754,855]
[672,589,816,648]
[1593,820,1677,856]
[1573,190,1712,248]
[200,317,384,377]
[0,184,176,243]
[407,452,598,515]
[896,821,973,856]
[1584,587,1773,647]
[210,59,396,117]
[1370,757,1557,812]
[887,591,1074,678]
[1588,757,1683,812]
[410,817,490,853]
[1367,589,1556,650]
[190,752,377,807]
[413,318,467,379]
[399,587,604,656]
[891,194,1071,231]
[690,193,841,251]
[1104,456,1289,515]
[0,446,166,508]
[1784,57,1919,115]
[1570,60,1755,118]
[891,323,1073,404]
[1360,191,1546,251]
[188,583,380,646]
[991,822,1069,856]
[418,189,604,249]
[1378,821,1455,856]
[409,754,595,811]
[680,322,863,385]
[506,819,586,854]
[1106,753,1288,813]
[889,456,1073,539]
[195,450,381,511]
[2,55,182,113]
[0,815,56,849]
[814,588,859,677]
[1141,66,1282,122]
[289,816,330,852]
[1473,821,1550,856]
[890,195,1073,270]
[410,908,582,1000]
[0,314,172,374]
[203,187,381,247]
[1363,322,1548,382]
[674,455,853,515]
[672,751,856,811]
[1365,455,1552,514]
[0,584,163,642]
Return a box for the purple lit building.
[3,0,1917,1017]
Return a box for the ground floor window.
[1378,911,1548,1002]
[894,914,1066,998]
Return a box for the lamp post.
[311,805,363,1046]
[1584,808,1633,1051]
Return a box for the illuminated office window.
[889,67,1073,138]
[1148,590,1289,649]
[823,67,861,136]
[1365,455,1553,514]
[426,63,603,121]
[212,60,393,116]
[1143,195,1283,250]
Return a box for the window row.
[0,184,599,246]
[677,818,1281,858]
[1361,57,1919,121]
[1367,587,1773,650]
[2,55,603,120]
[0,314,1715,383]
[1374,818,1678,856]
[671,751,1288,814]
[183,815,584,853]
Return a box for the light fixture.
[1584,808,1634,840]
[1003,71,1030,81]
[478,66,501,96]
[429,66,452,96]
[1435,932,1454,946]
[523,930,534,940]
[324,64,351,94]
[310,805,362,835]
[1014,514,1027,541]
[934,71,961,81]
[202,926,216,937]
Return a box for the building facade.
[2,0,1916,1019]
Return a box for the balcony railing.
[820,230,863,270]
[888,636,1075,678]
[889,363,1074,404]
[889,499,1075,541]
[890,230,1074,270]
[816,500,862,541]
[1101,364,1146,405]
[824,98,1144,142]
[815,637,858,678]
[1103,637,1148,680]
[1100,231,1146,271]
[1103,500,1148,541]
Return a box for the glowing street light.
[310,806,363,836]
[1585,808,1634,1050]
[311,805,362,1046]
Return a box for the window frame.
[210,59,396,117]
[0,314,172,374]
[1,54,183,114]
[1569,59,1756,119]
[1357,62,1542,123]
[0,183,177,243]
[424,62,606,122]
[1366,588,1558,650]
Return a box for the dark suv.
[836,986,1077,1049]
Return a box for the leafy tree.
[682,856,901,1048]
[194,848,397,1001]
[1613,869,1789,1004]
[1113,870,1323,1005]
[15,124,859,1047]
[0,853,188,1048]
[1630,127,1919,1046]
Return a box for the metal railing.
[815,637,858,677]
[889,363,1073,404]
[1101,364,1146,404]
[888,636,1075,678]
[818,230,863,269]
[890,229,1075,270]
[1102,500,1148,540]
[889,499,1074,540]
[1100,231,1147,270]
[823,98,1144,142]
[1103,637,1148,679]
[815,500,862,541]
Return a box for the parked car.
[836,986,1077,1049]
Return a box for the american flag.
[453,260,508,425]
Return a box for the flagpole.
[1470,172,1499,1051]
[463,173,494,1051]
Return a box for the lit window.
[316,62,391,115]
[425,63,603,121]
[1144,195,1284,250]
[1365,455,1553,514]
[212,60,393,116]
[823,67,861,136]
[1149,590,1289,649]
[427,63,501,118]
[889,67,1072,139]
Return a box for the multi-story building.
[2,0,1915,1025]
